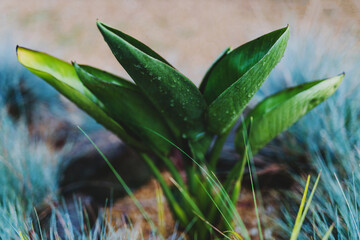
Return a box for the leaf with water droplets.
[206,26,290,134]
[97,21,207,139]
[235,74,344,154]
[74,63,174,155]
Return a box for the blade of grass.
[192,211,232,240]
[140,153,189,226]
[290,173,321,240]
[246,147,264,240]
[334,173,360,239]
[293,175,311,233]
[169,178,203,218]
[155,183,166,236]
[158,154,186,190]
[77,126,159,235]
[195,175,234,232]
[224,230,244,240]
[33,207,44,240]
[321,223,335,240]
[142,126,250,239]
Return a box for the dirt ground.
[2,0,360,238]
[110,172,282,239]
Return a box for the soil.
[109,171,285,239]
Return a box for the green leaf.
[74,63,174,155]
[94,23,173,67]
[199,47,231,93]
[235,74,344,154]
[97,21,207,139]
[79,64,137,89]
[322,224,335,240]
[16,46,142,149]
[206,26,290,134]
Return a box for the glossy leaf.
[74,63,174,155]
[206,26,290,134]
[199,47,231,93]
[97,21,207,139]
[235,74,344,154]
[79,64,137,89]
[16,46,142,149]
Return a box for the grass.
[258,22,360,239]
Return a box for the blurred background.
[2,0,359,85]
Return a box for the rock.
[59,130,152,204]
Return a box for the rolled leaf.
[206,26,289,134]
[235,74,344,154]
[97,21,207,139]
[74,63,174,155]
[199,47,231,93]
[16,46,142,149]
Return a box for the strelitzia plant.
[17,21,343,239]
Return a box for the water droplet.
[182,133,187,138]
[158,77,162,80]
[183,117,188,121]
[194,132,205,139]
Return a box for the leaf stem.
[158,154,186,189]
[208,131,230,170]
[140,153,189,226]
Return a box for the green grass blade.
[247,149,264,240]
[141,126,250,239]
[321,223,335,240]
[77,126,160,235]
[290,173,321,240]
[195,175,234,231]
[140,154,189,226]
[292,175,311,234]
